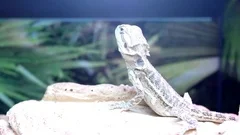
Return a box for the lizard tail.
[191,107,239,123]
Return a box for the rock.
[2,82,240,135]
[217,121,240,135]
[0,118,16,135]
[0,115,8,121]
[5,100,240,135]
[42,83,137,102]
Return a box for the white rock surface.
[4,100,240,135]
[0,119,16,135]
[1,83,240,135]
[42,83,137,102]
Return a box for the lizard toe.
[108,101,131,111]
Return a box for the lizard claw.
[109,101,131,111]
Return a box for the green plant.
[0,20,106,113]
[222,0,240,80]
[0,20,221,113]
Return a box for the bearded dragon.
[111,24,239,135]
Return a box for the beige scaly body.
[111,24,239,135]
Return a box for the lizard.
[110,24,239,135]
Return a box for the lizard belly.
[131,69,172,116]
[143,91,171,116]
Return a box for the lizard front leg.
[109,70,145,110]
[109,86,144,110]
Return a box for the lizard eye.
[124,43,127,48]
[136,57,144,67]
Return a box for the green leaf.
[0,93,14,107]
[15,65,47,88]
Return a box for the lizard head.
[115,24,150,57]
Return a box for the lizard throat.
[121,53,146,69]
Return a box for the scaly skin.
[111,24,239,135]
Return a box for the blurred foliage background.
[0,0,239,114]
[222,0,240,80]
[0,20,219,113]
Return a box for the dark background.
[0,0,226,18]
